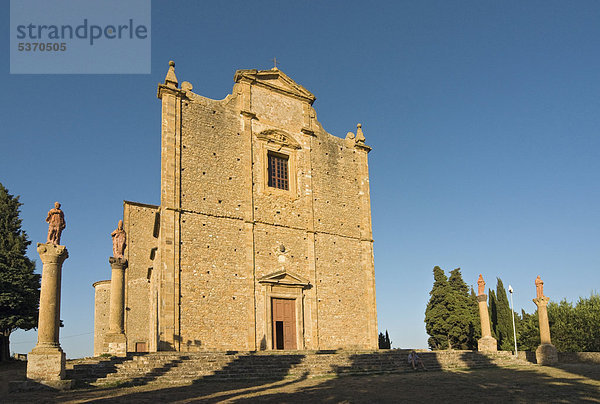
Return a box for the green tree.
[547,293,600,352]
[488,288,498,341]
[518,293,600,352]
[467,287,481,349]
[574,293,600,351]
[518,309,539,351]
[425,266,450,350]
[446,268,476,349]
[495,278,514,351]
[378,330,391,349]
[547,300,577,352]
[0,183,41,361]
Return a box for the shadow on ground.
[228,352,599,403]
[6,351,600,403]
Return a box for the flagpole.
[509,285,518,357]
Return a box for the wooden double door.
[272,298,296,350]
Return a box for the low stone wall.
[517,351,600,364]
[557,352,600,364]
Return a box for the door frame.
[259,270,310,351]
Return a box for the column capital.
[533,296,550,307]
[477,294,487,302]
[109,257,128,269]
[36,243,68,265]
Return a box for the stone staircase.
[65,350,533,388]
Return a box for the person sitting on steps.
[408,350,427,371]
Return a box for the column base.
[536,343,558,365]
[26,345,66,381]
[477,336,498,352]
[105,332,127,357]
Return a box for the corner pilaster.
[157,61,184,351]
[354,124,377,349]
[238,76,258,351]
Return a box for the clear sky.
[2,1,599,358]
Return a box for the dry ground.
[2,361,599,403]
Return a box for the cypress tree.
[467,286,481,349]
[495,278,514,351]
[425,266,450,350]
[378,330,392,349]
[0,183,41,361]
[488,289,498,342]
[447,268,474,349]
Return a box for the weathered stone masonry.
[94,62,378,353]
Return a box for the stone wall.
[179,213,254,350]
[123,202,158,352]
[557,352,600,364]
[518,351,600,365]
[311,132,362,238]
[517,351,600,364]
[180,95,246,218]
[92,280,110,356]
[314,233,370,349]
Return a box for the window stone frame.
[256,129,301,199]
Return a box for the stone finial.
[164,60,178,88]
[477,274,485,296]
[535,275,544,298]
[355,123,365,143]
[46,202,66,245]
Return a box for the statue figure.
[535,275,544,298]
[46,202,66,245]
[111,220,127,259]
[477,274,485,295]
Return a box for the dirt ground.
[2,361,599,403]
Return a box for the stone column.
[533,296,558,365]
[477,294,497,352]
[104,257,128,356]
[27,243,70,385]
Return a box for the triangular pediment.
[234,68,316,105]
[258,269,311,287]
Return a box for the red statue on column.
[477,274,485,296]
[535,275,544,298]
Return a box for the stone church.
[93,62,378,355]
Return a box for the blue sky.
[2,1,599,358]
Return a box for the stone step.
[66,350,532,387]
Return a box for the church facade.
[93,62,378,354]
